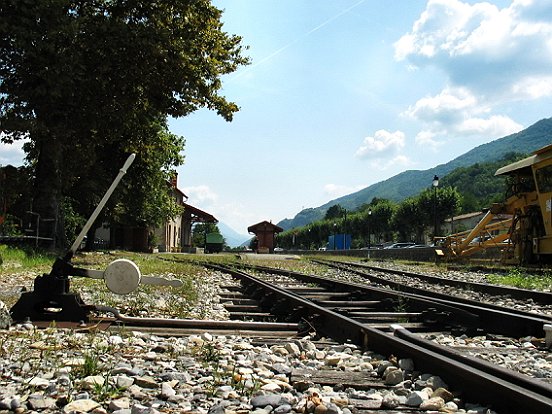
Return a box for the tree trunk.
[33,134,65,249]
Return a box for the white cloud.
[404,87,523,144]
[415,130,441,149]
[355,129,405,159]
[324,183,366,198]
[511,75,552,99]
[182,185,218,205]
[375,154,414,170]
[457,115,523,136]
[182,184,261,233]
[405,87,478,125]
[395,0,552,99]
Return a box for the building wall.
[156,215,182,252]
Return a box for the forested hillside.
[276,152,532,250]
[441,152,527,213]
[279,117,552,230]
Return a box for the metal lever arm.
[67,154,136,259]
[75,261,183,294]
[141,276,183,287]
[81,269,183,287]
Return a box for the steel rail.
[216,262,483,328]
[392,325,552,400]
[239,262,550,337]
[93,305,298,331]
[206,262,552,414]
[321,258,552,305]
[311,260,552,329]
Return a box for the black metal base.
[10,290,92,323]
[10,264,94,323]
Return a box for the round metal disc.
[104,259,141,295]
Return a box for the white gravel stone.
[63,398,101,413]
[0,300,12,328]
[0,261,510,414]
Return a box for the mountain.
[218,222,250,247]
[278,117,552,230]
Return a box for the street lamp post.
[333,223,337,250]
[343,211,347,250]
[432,175,439,241]
[368,209,372,249]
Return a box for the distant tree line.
[276,152,526,250]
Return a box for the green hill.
[278,117,552,230]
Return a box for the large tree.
[0,0,249,247]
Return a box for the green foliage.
[0,0,250,247]
[197,342,222,364]
[75,352,102,378]
[391,198,423,242]
[277,186,461,248]
[111,125,186,229]
[487,268,552,291]
[277,198,397,249]
[324,204,346,220]
[61,198,87,244]
[440,152,526,213]
[192,223,223,248]
[0,214,23,237]
[0,165,33,236]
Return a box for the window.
[535,165,552,193]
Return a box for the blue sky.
[3,0,552,235]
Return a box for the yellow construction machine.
[439,143,552,264]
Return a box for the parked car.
[470,236,492,244]
[384,242,416,249]
[408,244,431,248]
[274,247,284,252]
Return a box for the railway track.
[237,261,552,335]
[187,260,552,413]
[12,256,552,413]
[314,258,552,307]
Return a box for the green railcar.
[205,232,224,253]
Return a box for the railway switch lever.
[10,154,182,323]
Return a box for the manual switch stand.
[10,154,182,323]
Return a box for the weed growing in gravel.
[163,285,197,318]
[91,369,121,401]
[197,341,222,364]
[77,352,102,377]
[231,371,261,397]
[394,296,409,313]
[487,268,552,290]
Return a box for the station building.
[247,220,283,253]
[97,174,218,252]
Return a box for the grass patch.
[0,248,209,318]
[70,253,205,318]
[0,244,55,275]
[487,268,552,291]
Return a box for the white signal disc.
[104,259,141,295]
